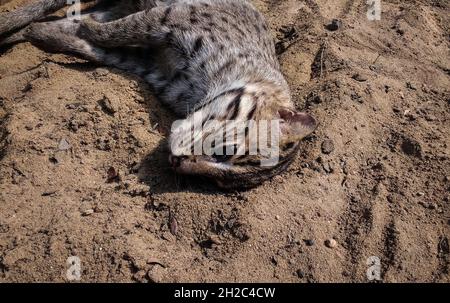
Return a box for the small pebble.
[387,195,396,203]
[323,162,334,174]
[271,256,278,265]
[49,153,63,165]
[93,68,109,77]
[161,231,175,242]
[42,190,57,197]
[106,167,120,183]
[81,209,94,216]
[419,201,429,208]
[98,94,118,116]
[94,205,104,213]
[133,270,148,283]
[406,82,417,90]
[147,265,165,283]
[351,93,363,103]
[352,73,368,82]
[325,238,338,248]
[321,139,335,154]
[428,203,437,210]
[58,138,71,151]
[209,235,221,245]
[169,216,178,236]
[419,201,437,210]
[425,114,436,122]
[325,19,342,31]
[296,269,305,279]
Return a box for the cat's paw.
[0,27,28,47]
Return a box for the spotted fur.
[0,0,318,189]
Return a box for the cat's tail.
[23,18,160,80]
[0,0,76,36]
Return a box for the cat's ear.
[278,108,318,143]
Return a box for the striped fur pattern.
[0,0,318,189]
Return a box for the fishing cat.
[0,0,317,189]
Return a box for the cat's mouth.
[168,154,253,189]
[169,154,231,177]
[167,153,294,190]
[169,155,239,189]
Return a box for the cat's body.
[0,0,317,189]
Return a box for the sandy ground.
[0,0,449,282]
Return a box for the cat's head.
[168,87,317,189]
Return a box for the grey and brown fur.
[0,0,317,189]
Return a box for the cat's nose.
[169,155,185,168]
